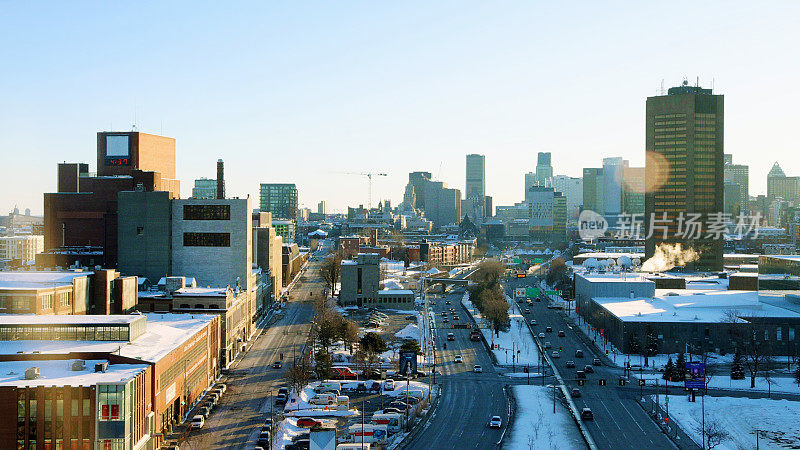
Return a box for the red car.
[296,417,321,428]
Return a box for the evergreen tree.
[675,353,687,382]
[731,350,745,380]
[663,357,674,381]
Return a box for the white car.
[473,365,482,373]
[454,355,463,363]
[489,416,502,428]
[191,415,205,429]
[552,351,560,358]
[538,332,546,338]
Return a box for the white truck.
[340,424,389,445]
[370,413,404,433]
[309,393,337,406]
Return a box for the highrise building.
[551,175,583,219]
[465,154,486,219]
[423,181,461,228]
[535,152,553,186]
[408,172,432,210]
[622,167,646,216]
[602,157,627,216]
[192,178,217,199]
[317,201,327,215]
[259,183,298,221]
[524,172,537,203]
[582,168,604,213]
[724,154,749,214]
[645,81,724,271]
[767,162,800,206]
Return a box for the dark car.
[593,358,602,366]
[383,407,403,414]
[530,319,537,326]
[575,349,584,358]
[576,370,586,379]
[278,387,289,396]
[584,365,594,373]
[273,360,283,369]
[565,360,575,368]
[445,301,451,305]
[257,431,271,447]
[545,326,553,333]
[524,308,531,314]
[571,388,582,398]
[287,439,310,450]
[447,333,455,341]
[443,318,449,323]
[275,393,288,405]
[558,330,566,337]
[581,408,594,420]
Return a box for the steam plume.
[641,243,700,272]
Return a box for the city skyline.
[3,2,800,214]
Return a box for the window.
[183,232,230,247]
[777,328,782,341]
[98,385,123,421]
[790,328,795,341]
[41,294,52,310]
[183,204,231,220]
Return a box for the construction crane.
[340,172,387,209]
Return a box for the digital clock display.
[106,157,130,166]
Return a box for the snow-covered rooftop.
[173,287,228,296]
[0,315,143,325]
[0,271,93,290]
[0,359,147,388]
[595,289,800,323]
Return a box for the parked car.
[571,388,582,398]
[593,358,602,366]
[278,387,289,396]
[196,406,211,419]
[489,416,502,428]
[575,349,584,358]
[558,330,566,337]
[445,301,451,305]
[215,384,227,395]
[257,431,271,447]
[566,360,575,368]
[406,315,416,321]
[191,415,205,429]
[454,355,463,363]
[261,418,273,432]
[473,365,482,373]
[443,318,449,323]
[273,360,283,369]
[581,408,594,420]
[383,407,403,414]
[296,417,321,428]
[584,365,594,374]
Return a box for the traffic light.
[618,378,626,386]
[605,349,609,355]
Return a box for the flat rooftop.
[0,359,147,388]
[0,271,93,290]
[595,289,800,323]
[0,315,143,325]
[0,313,217,363]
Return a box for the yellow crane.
[340,172,387,209]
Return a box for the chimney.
[216,159,225,199]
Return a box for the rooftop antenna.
[696,76,699,87]
[660,79,665,95]
[711,78,715,92]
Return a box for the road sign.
[525,287,539,298]
[515,288,526,298]
[598,379,606,386]
[685,362,705,389]
[544,290,562,296]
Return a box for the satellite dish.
[618,256,632,269]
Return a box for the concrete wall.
[118,191,172,284]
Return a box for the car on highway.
[473,365,482,373]
[530,319,537,326]
[575,349,584,358]
[545,326,553,333]
[576,370,586,379]
[489,416,502,428]
[566,360,575,368]
[544,342,552,349]
[558,330,566,337]
[296,417,322,428]
[445,301,451,305]
[551,351,560,358]
[454,355,463,363]
[593,358,602,366]
[452,315,459,321]
[524,308,531,314]
[443,318,449,323]
[191,415,205,429]
[584,365,594,373]
[447,333,455,341]
[538,332,545,338]
[571,388,582,398]
[273,360,283,369]
[275,393,288,405]
[581,408,594,420]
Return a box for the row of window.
[183,232,230,247]
[183,204,231,221]
[0,325,131,341]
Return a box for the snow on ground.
[653,394,800,449]
[507,386,584,450]
[634,371,800,394]
[394,323,422,341]
[462,294,540,366]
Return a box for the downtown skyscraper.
[644,81,724,271]
[465,154,486,219]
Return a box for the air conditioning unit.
[71,360,86,371]
[94,362,108,373]
[25,367,40,380]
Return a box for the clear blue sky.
[2,1,799,214]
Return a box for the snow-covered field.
[507,386,584,450]
[653,394,800,449]
[462,295,540,366]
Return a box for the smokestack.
[216,159,225,199]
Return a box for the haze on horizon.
[2,1,799,215]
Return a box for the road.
[179,253,326,450]
[505,276,676,450]
[405,289,510,449]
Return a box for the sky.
[2,1,799,215]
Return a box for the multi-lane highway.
[505,276,676,450]
[405,290,510,449]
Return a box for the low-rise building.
[339,253,381,306]
[363,290,415,310]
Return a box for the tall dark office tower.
[645,81,724,271]
[535,152,553,186]
[465,154,486,218]
[408,171,432,210]
[216,159,225,199]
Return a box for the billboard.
[399,350,418,375]
[685,362,705,389]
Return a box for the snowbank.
[653,395,800,449]
[462,295,540,366]
[507,386,584,449]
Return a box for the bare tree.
[483,293,510,337]
[471,259,506,286]
[287,362,311,410]
[695,420,729,449]
[319,251,344,297]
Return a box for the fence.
[639,395,702,450]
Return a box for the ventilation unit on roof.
[94,362,108,373]
[25,367,40,380]
[71,360,86,371]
